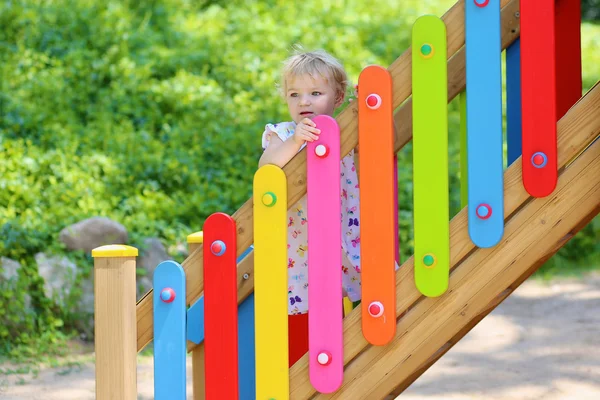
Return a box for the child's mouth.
[300,111,314,116]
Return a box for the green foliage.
[582,0,600,22]
[0,0,598,359]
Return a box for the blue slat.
[465,0,505,248]
[154,260,187,400]
[506,38,522,166]
[187,296,205,345]
[237,293,256,400]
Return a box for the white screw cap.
[315,144,328,157]
[317,351,332,365]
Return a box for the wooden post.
[91,244,138,400]
[187,231,206,400]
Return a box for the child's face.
[285,73,343,124]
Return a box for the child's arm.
[258,119,321,168]
[258,133,303,168]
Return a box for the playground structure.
[91,0,600,399]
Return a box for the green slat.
[412,15,450,297]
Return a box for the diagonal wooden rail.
[289,80,600,398]
[135,0,521,353]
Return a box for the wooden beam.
[289,80,600,398]
[136,0,520,353]
[136,246,255,352]
[393,0,520,148]
[322,135,600,400]
[390,190,600,397]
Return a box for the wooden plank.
[521,0,558,197]
[555,0,582,120]
[153,261,186,400]
[93,251,138,400]
[465,0,504,248]
[412,15,450,297]
[392,0,520,154]
[136,245,255,353]
[188,243,257,400]
[358,66,397,344]
[306,115,343,392]
[324,136,600,399]
[136,0,521,353]
[506,38,522,166]
[459,91,468,208]
[236,293,256,399]
[253,164,289,399]
[203,213,238,400]
[390,197,600,397]
[288,81,600,399]
[188,242,205,400]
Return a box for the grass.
[535,255,600,282]
[0,334,91,382]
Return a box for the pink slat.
[306,115,343,393]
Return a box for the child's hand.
[293,118,321,145]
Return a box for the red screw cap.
[368,301,384,318]
[366,94,382,110]
[315,144,329,158]
[531,152,548,168]
[210,240,226,256]
[476,204,492,220]
[160,288,175,303]
[317,351,332,366]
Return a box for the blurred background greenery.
[0,0,598,360]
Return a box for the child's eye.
[290,93,298,97]
[312,91,322,96]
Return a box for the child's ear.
[335,90,345,108]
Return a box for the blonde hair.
[278,45,349,102]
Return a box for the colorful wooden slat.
[357,65,397,345]
[237,292,256,399]
[465,0,504,248]
[306,114,343,393]
[253,164,289,399]
[412,15,450,297]
[394,154,400,263]
[343,297,353,316]
[203,212,238,400]
[186,246,256,400]
[555,0,582,120]
[460,91,468,208]
[506,38,522,166]
[186,295,205,345]
[235,246,256,399]
[288,313,309,367]
[520,0,557,197]
[153,260,186,400]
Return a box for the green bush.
[0,0,598,356]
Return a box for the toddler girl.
[258,47,362,365]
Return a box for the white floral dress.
[262,121,364,315]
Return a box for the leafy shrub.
[0,0,598,355]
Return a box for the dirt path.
[2,273,600,399]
